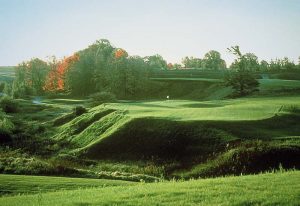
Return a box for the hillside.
[46,91,300,178]
[1,77,299,179]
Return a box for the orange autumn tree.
[114,48,128,59]
[44,54,79,92]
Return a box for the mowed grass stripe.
[0,171,299,206]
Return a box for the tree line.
[8,39,300,98]
[182,52,300,71]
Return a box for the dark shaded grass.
[175,140,300,178]
[83,118,234,161]
[84,112,300,160]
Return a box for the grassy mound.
[81,118,236,160]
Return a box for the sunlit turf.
[0,171,298,206]
[103,95,300,121]
[0,174,135,196]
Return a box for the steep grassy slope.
[0,171,299,206]
[0,174,135,196]
[80,117,237,160]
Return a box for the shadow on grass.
[182,103,223,108]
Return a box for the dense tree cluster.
[65,40,157,97]
[11,39,300,98]
[182,50,227,70]
[13,58,49,97]
[13,39,167,98]
[230,53,299,72]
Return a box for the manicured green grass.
[104,95,300,121]
[0,174,135,196]
[0,171,298,206]
[259,79,300,91]
[150,77,222,82]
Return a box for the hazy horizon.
[1,0,300,66]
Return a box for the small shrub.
[0,117,14,134]
[0,96,19,113]
[73,106,87,116]
[0,112,14,143]
[285,105,300,114]
[12,85,34,99]
[89,92,117,106]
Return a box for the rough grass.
[175,139,300,178]
[0,171,299,206]
[54,107,116,142]
[71,111,130,148]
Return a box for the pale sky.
[1,0,300,66]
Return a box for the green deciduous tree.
[225,46,259,96]
[259,60,269,71]
[182,57,202,68]
[13,58,49,97]
[203,50,226,70]
[144,54,167,70]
